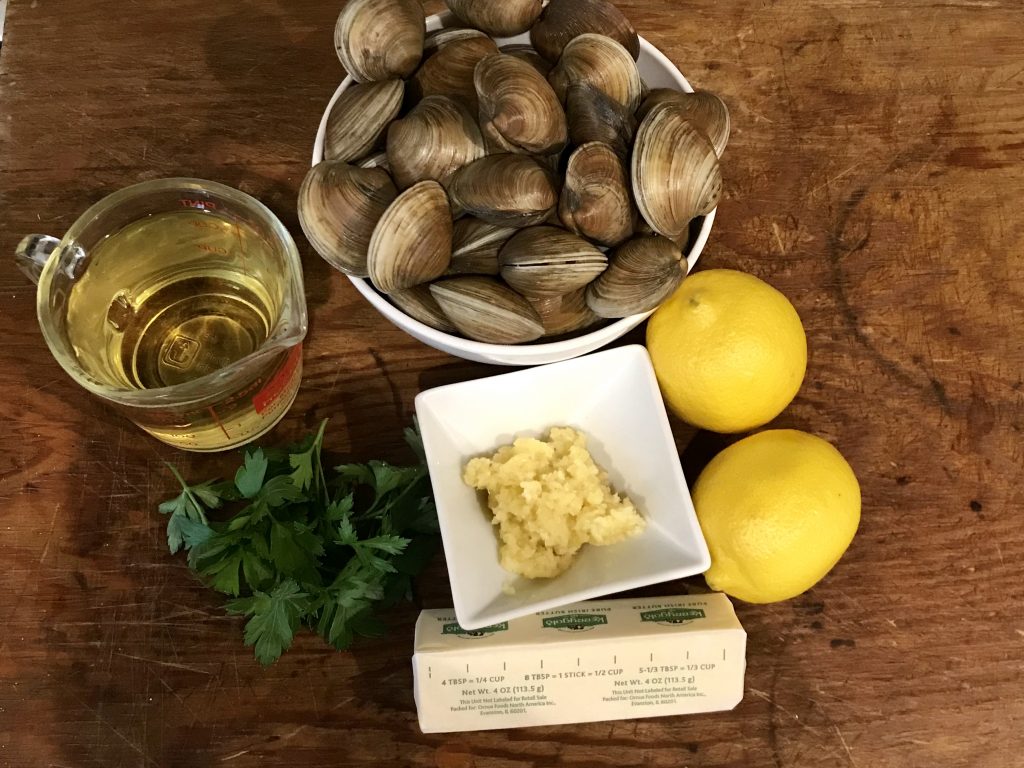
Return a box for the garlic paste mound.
[463,427,645,578]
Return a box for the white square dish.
[414,345,711,629]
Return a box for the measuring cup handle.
[15,234,60,285]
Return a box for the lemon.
[693,429,860,603]
[646,269,807,433]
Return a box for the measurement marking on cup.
[206,406,231,439]
[723,649,726,661]
[466,663,469,673]
[503,662,506,671]
[428,667,432,679]
[197,242,228,256]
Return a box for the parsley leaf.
[158,466,220,553]
[333,463,375,488]
[158,420,438,665]
[166,512,214,555]
[289,420,328,497]
[204,548,245,596]
[259,475,306,507]
[235,448,269,498]
[227,580,308,666]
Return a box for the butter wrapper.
[412,592,746,733]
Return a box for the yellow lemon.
[646,269,807,433]
[693,429,860,603]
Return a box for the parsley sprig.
[157,421,439,665]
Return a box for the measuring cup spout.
[15,234,61,285]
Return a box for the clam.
[528,289,602,336]
[531,0,640,63]
[389,285,458,333]
[297,161,397,277]
[548,33,643,113]
[410,34,499,112]
[448,217,517,275]
[357,151,390,170]
[634,216,657,237]
[444,0,543,37]
[424,27,490,54]
[559,142,634,247]
[325,80,404,162]
[565,83,637,159]
[448,154,559,227]
[499,44,553,77]
[475,54,568,156]
[585,236,686,318]
[367,180,453,293]
[334,0,425,82]
[499,225,608,298]
[430,277,544,343]
[637,89,731,157]
[386,95,486,189]
[631,103,722,243]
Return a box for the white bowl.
[313,12,716,366]
[414,345,711,630]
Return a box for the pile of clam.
[298,0,728,344]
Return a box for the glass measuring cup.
[16,178,308,452]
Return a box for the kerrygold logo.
[641,608,705,624]
[542,614,608,631]
[442,621,508,637]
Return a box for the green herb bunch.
[157,421,439,665]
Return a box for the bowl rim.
[312,11,717,359]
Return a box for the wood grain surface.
[1,1,1022,766]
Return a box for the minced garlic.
[462,427,645,579]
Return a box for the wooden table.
[2,1,1022,765]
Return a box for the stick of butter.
[412,593,746,733]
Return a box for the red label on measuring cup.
[179,198,218,210]
[253,344,303,415]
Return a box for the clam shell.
[565,83,637,159]
[325,80,404,163]
[585,236,685,318]
[430,277,544,343]
[530,0,639,62]
[637,89,731,157]
[424,27,490,54]
[499,44,553,77]
[499,225,608,298]
[410,34,499,112]
[634,216,657,237]
[548,33,643,113]
[448,217,517,275]
[297,161,397,277]
[475,53,568,156]
[559,142,634,248]
[357,151,390,170]
[334,0,425,82]
[389,285,458,333]
[444,0,543,37]
[528,288,602,336]
[448,154,559,228]
[367,180,453,293]
[631,103,722,244]
[386,95,486,189]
